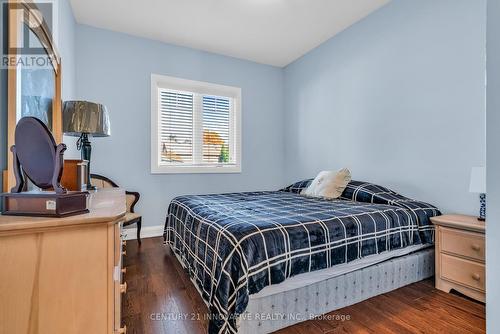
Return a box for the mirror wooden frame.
[3,0,62,192]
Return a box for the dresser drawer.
[440,254,485,292]
[114,222,126,333]
[440,227,484,261]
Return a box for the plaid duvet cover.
[164,181,440,334]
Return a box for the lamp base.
[77,133,94,190]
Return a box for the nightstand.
[431,214,485,303]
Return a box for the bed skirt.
[237,248,435,334]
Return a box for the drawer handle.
[117,326,127,334]
[471,244,481,251]
[121,267,127,274]
[120,282,127,294]
[471,273,481,281]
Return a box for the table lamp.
[63,101,110,190]
[469,166,486,221]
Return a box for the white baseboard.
[123,224,164,241]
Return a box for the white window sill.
[151,164,241,174]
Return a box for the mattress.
[251,243,430,299]
[238,247,435,334]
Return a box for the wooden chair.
[90,174,142,244]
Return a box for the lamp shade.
[469,166,486,193]
[63,101,111,137]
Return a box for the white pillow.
[301,168,352,199]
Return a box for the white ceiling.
[69,0,390,67]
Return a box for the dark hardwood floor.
[122,237,485,334]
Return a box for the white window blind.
[151,74,241,174]
[159,90,194,164]
[202,95,233,164]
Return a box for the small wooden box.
[61,160,88,191]
[1,191,89,217]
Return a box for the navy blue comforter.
[163,180,440,334]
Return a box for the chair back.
[90,174,118,189]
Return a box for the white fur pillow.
[301,168,352,199]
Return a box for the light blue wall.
[486,0,500,331]
[57,0,78,156]
[283,0,486,215]
[73,24,285,228]
[2,1,488,233]
[57,0,76,102]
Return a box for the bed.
[163,180,440,334]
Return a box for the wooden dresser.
[0,188,128,334]
[431,214,485,303]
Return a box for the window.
[151,74,241,173]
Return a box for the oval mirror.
[14,117,57,189]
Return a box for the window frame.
[151,74,242,174]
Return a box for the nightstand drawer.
[440,227,484,261]
[441,254,485,292]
